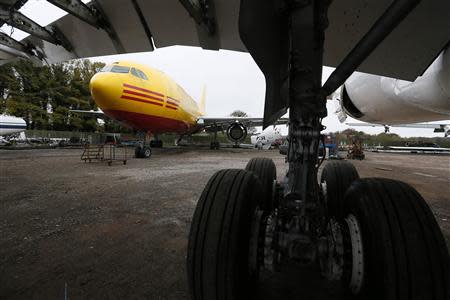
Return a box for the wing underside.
[198,116,288,130]
[1,0,449,128]
[346,122,449,129]
[0,0,447,81]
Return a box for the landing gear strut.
[210,128,220,149]
[135,143,151,158]
[135,131,152,158]
[187,0,450,299]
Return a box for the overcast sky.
[1,0,448,137]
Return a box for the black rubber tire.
[187,169,262,300]
[321,160,359,219]
[343,178,450,300]
[135,146,142,158]
[245,157,277,212]
[143,146,151,158]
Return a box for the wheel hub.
[263,213,280,272]
[345,214,364,294]
[318,219,344,281]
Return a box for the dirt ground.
[1,147,449,299]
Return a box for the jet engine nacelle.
[340,49,450,125]
[226,122,248,143]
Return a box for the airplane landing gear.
[135,131,152,158]
[187,0,449,298]
[187,169,263,299]
[210,128,220,149]
[135,144,151,158]
[320,160,359,219]
[188,161,450,299]
[320,178,450,299]
[245,157,277,212]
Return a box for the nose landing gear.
[135,144,152,158]
[134,131,159,158]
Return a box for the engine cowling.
[340,49,450,124]
[226,123,248,143]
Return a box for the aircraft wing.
[198,116,288,130]
[347,122,450,136]
[346,122,449,130]
[69,109,105,116]
[1,0,448,128]
[0,0,447,82]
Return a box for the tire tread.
[344,178,450,300]
[187,169,261,300]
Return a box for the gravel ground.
[0,148,449,299]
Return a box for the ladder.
[81,144,104,162]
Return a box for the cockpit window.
[137,70,148,80]
[100,65,112,72]
[110,66,130,73]
[131,67,140,78]
[130,67,149,80]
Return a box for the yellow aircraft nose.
[90,72,110,108]
[90,72,124,111]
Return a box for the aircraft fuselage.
[90,61,203,135]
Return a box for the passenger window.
[110,66,130,73]
[131,67,140,78]
[137,70,148,80]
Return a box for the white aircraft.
[1,1,449,299]
[378,145,450,155]
[338,49,450,129]
[250,127,283,150]
[0,114,26,136]
[346,121,450,137]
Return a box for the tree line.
[0,59,123,132]
[334,128,450,148]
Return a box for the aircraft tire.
[187,169,262,300]
[245,157,277,212]
[321,160,359,219]
[143,146,152,158]
[135,146,143,158]
[341,178,450,299]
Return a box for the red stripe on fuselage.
[167,96,180,103]
[166,100,179,106]
[123,89,164,102]
[123,83,164,98]
[166,105,178,110]
[103,109,190,134]
[120,95,163,106]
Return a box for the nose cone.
[90,72,123,111]
[90,73,110,109]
